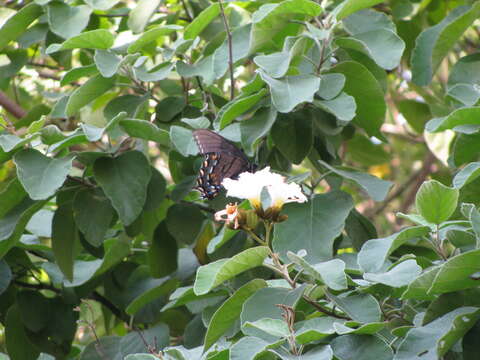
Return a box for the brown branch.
[0,90,27,118]
[218,0,235,100]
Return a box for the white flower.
[222,167,307,210]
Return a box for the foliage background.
[1,0,480,359]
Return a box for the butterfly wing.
[193,129,252,199]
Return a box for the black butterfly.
[193,129,255,199]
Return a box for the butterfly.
[193,129,256,199]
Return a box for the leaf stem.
[218,0,235,100]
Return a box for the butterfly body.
[193,129,255,199]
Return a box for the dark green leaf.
[94,151,152,225]
[73,188,115,247]
[66,74,116,116]
[147,222,178,278]
[331,334,392,360]
[271,110,313,164]
[5,305,40,360]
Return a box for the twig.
[14,280,60,294]
[218,0,235,100]
[28,61,62,70]
[180,0,193,21]
[0,90,26,118]
[303,296,350,320]
[89,291,130,324]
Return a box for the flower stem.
[246,229,267,246]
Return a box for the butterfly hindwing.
[193,129,253,199]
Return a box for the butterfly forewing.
[193,129,253,199]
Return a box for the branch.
[180,0,193,21]
[303,296,350,320]
[89,291,130,324]
[218,0,235,100]
[0,90,27,118]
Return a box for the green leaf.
[288,252,347,290]
[94,50,121,78]
[241,106,277,156]
[258,70,320,113]
[294,317,338,344]
[193,246,270,295]
[5,305,39,360]
[429,249,480,294]
[241,286,305,339]
[336,30,404,70]
[328,293,381,323]
[163,287,227,312]
[66,74,116,116]
[415,180,459,224]
[0,198,46,258]
[358,226,431,273]
[26,209,53,238]
[335,0,384,20]
[169,126,198,157]
[250,0,322,53]
[273,191,353,262]
[128,25,182,53]
[0,4,43,51]
[230,337,270,360]
[450,83,480,107]
[244,318,290,338]
[271,110,313,164]
[346,134,390,167]
[147,222,178,277]
[396,99,431,133]
[126,278,178,315]
[94,151,152,225]
[339,10,404,70]
[166,204,205,245]
[0,260,12,295]
[46,3,92,39]
[120,119,169,146]
[73,188,115,247]
[14,149,74,200]
[411,3,480,86]
[184,3,220,40]
[127,0,161,33]
[79,336,121,360]
[426,107,480,133]
[0,134,40,153]
[216,89,268,129]
[364,260,422,287]
[317,73,345,100]
[331,334,392,360]
[52,204,78,282]
[84,0,120,11]
[134,62,174,82]
[401,266,441,300]
[319,161,392,201]
[453,162,480,188]
[314,92,356,122]
[120,324,169,356]
[105,94,147,120]
[327,61,385,138]
[204,279,267,352]
[394,307,480,359]
[46,29,114,54]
